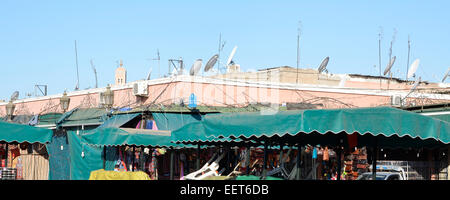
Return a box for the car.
[356,172,404,180]
[356,165,407,180]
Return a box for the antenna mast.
[154,49,160,78]
[296,21,301,84]
[90,59,98,88]
[74,40,80,90]
[378,27,382,89]
[406,35,410,81]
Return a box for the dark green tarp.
[38,113,63,126]
[81,127,176,147]
[171,107,450,147]
[57,108,109,127]
[98,113,140,128]
[0,120,53,143]
[152,112,204,131]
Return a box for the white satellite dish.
[383,56,396,76]
[441,67,450,83]
[407,59,420,79]
[189,59,203,76]
[226,46,238,66]
[317,57,330,73]
[11,91,19,101]
[204,54,218,72]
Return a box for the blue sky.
[1,0,449,100]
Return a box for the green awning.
[171,107,450,147]
[57,108,109,128]
[81,127,177,147]
[152,112,205,131]
[0,120,53,143]
[38,113,63,126]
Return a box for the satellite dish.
[441,67,450,83]
[407,59,420,79]
[317,57,330,73]
[204,54,218,72]
[189,59,203,76]
[403,76,422,102]
[383,56,396,76]
[11,91,19,101]
[226,46,238,66]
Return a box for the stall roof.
[0,120,53,143]
[56,108,109,128]
[81,127,179,147]
[171,107,450,147]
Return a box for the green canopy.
[0,120,53,143]
[57,108,109,128]
[81,127,177,147]
[171,107,450,147]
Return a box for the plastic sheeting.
[47,130,71,180]
[67,129,104,180]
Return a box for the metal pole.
[296,143,301,180]
[279,142,284,168]
[132,146,135,172]
[197,144,200,170]
[372,139,378,180]
[4,143,8,168]
[263,142,268,178]
[379,32,382,89]
[246,144,251,175]
[103,146,106,170]
[170,148,174,180]
[406,35,410,81]
[337,146,342,180]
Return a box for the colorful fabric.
[89,169,151,180]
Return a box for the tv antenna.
[74,40,80,91]
[153,49,160,78]
[317,57,330,73]
[296,20,302,84]
[442,67,450,83]
[378,26,383,88]
[204,54,219,73]
[90,59,98,88]
[217,34,226,73]
[407,59,420,79]
[383,56,396,76]
[189,59,203,76]
[10,91,19,101]
[406,35,411,81]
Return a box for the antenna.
[204,54,219,73]
[153,49,160,78]
[406,35,411,81]
[383,56,396,76]
[378,27,383,88]
[217,34,226,74]
[90,59,98,88]
[189,59,203,76]
[442,67,450,83]
[296,21,302,84]
[74,40,80,91]
[317,57,330,73]
[10,91,19,101]
[407,59,420,79]
[226,46,238,67]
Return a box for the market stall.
[171,107,450,180]
[0,120,54,180]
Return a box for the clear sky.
[1,0,449,101]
